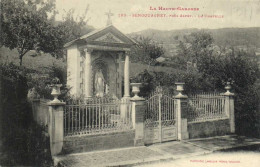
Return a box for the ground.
[138,151,260,167]
[55,135,260,167]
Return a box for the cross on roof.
[105,10,114,26]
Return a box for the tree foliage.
[1,0,93,65]
[57,7,94,43]
[1,0,58,65]
[133,31,260,137]
[176,31,260,137]
[130,36,164,66]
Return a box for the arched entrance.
[92,59,109,97]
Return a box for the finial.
[105,10,114,26]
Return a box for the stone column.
[66,45,81,96]
[123,53,130,98]
[118,52,123,98]
[47,101,65,156]
[175,83,189,140]
[84,49,92,98]
[224,82,235,133]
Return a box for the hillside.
[128,27,260,57]
[0,47,65,72]
[0,47,182,78]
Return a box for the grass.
[0,47,65,72]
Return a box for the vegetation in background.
[130,36,164,68]
[1,0,93,66]
[132,31,260,137]
[128,28,260,58]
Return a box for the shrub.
[0,63,53,166]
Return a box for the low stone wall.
[32,99,49,126]
[63,130,135,154]
[188,119,230,139]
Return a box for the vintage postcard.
[0,0,259,166]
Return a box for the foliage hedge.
[0,63,53,166]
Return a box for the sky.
[55,0,260,34]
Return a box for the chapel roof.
[64,25,136,48]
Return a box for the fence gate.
[144,87,177,144]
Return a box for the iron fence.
[64,97,132,136]
[187,92,228,123]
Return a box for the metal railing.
[64,97,132,136]
[187,92,228,123]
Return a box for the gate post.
[47,84,65,156]
[223,82,235,133]
[175,83,189,140]
[131,84,145,146]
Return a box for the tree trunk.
[19,56,23,66]
[18,50,28,66]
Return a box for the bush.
[0,63,53,166]
[131,69,214,97]
[133,47,260,138]
[26,61,69,100]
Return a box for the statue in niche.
[95,69,109,97]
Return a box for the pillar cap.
[174,94,188,99]
[47,101,66,106]
[223,92,235,96]
[130,96,145,101]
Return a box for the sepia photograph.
[0,0,260,166]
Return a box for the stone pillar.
[131,83,145,146]
[123,53,130,98]
[224,82,235,133]
[47,101,65,156]
[175,83,189,140]
[84,49,92,98]
[131,98,145,146]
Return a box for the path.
[54,135,260,167]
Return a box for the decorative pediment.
[64,25,136,48]
[95,32,124,43]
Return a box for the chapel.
[64,20,135,99]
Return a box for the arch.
[92,58,109,96]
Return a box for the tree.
[177,31,214,67]
[1,0,56,65]
[177,31,260,137]
[57,7,94,44]
[130,36,164,67]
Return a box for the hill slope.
[128,27,260,57]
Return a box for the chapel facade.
[64,25,135,99]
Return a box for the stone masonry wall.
[188,119,230,139]
[62,130,135,154]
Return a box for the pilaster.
[123,52,130,98]
[84,48,93,98]
[67,45,81,96]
